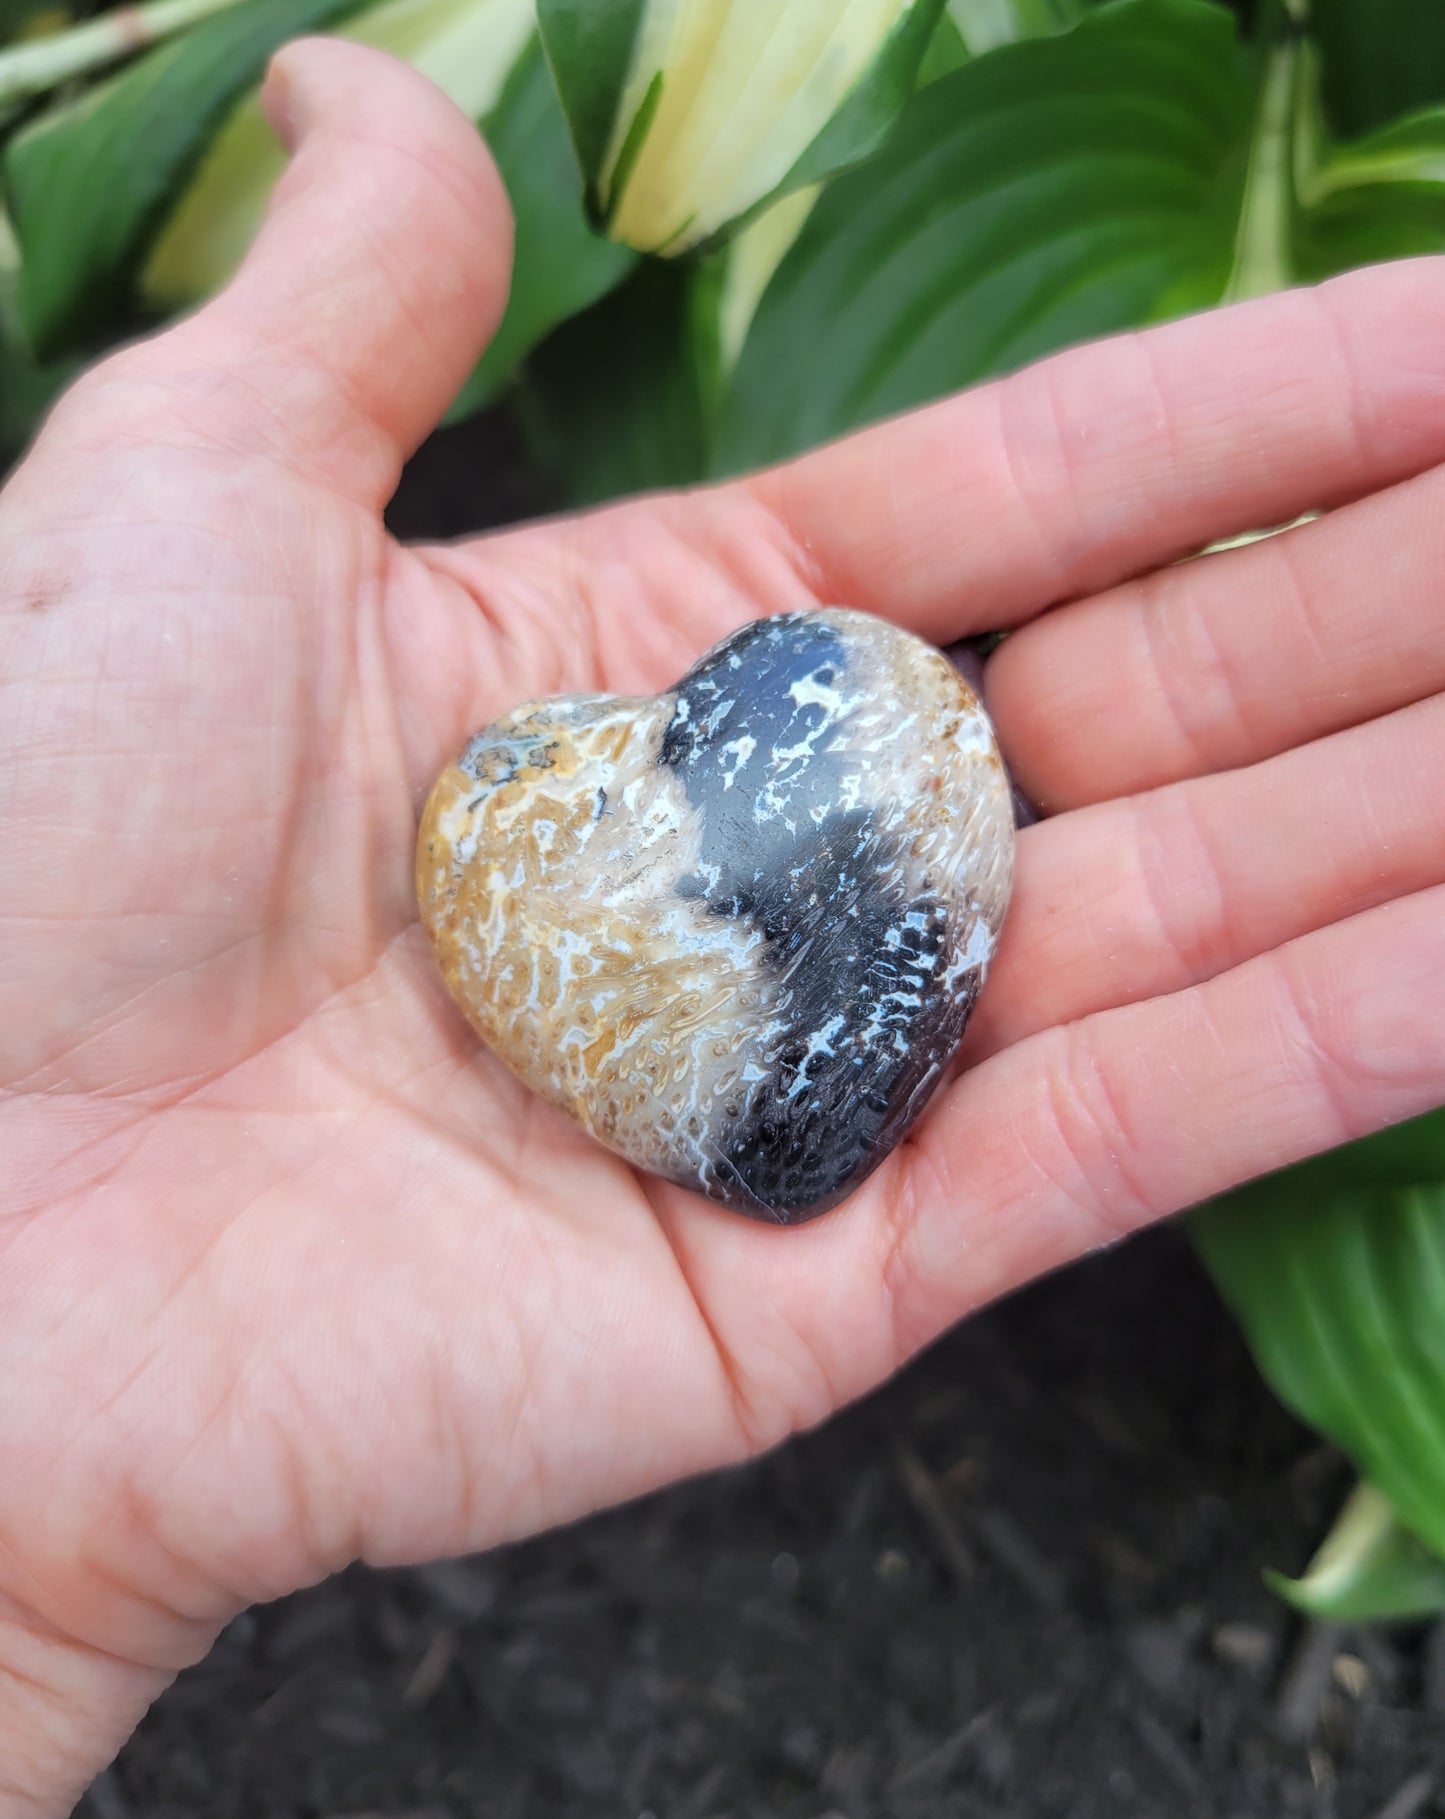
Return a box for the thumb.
[144,36,513,507]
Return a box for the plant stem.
[0,0,248,108]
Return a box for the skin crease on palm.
[2,37,1445,1815]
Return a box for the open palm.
[3,40,1445,1812]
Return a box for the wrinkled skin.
[3,39,1445,1813]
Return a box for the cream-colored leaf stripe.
[714,181,819,370]
[599,0,921,252]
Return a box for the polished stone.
[416,609,1014,1223]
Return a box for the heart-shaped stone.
[416,608,1014,1223]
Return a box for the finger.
[985,461,1445,811]
[105,38,512,509]
[741,260,1445,645]
[966,690,1445,1061]
[888,880,1445,1351]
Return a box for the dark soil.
[384,407,556,543]
[80,410,1445,1818]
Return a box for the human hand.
[3,36,1444,1812]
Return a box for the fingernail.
[260,52,302,153]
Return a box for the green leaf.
[0,319,70,463]
[1193,1113,1445,1562]
[5,0,364,357]
[712,0,1254,474]
[915,13,970,85]
[704,182,821,382]
[443,35,635,422]
[141,0,535,312]
[704,0,1113,384]
[535,0,647,195]
[1219,29,1296,302]
[536,0,948,255]
[517,257,706,506]
[5,0,630,412]
[773,0,950,204]
[0,200,73,463]
[1268,1482,1445,1624]
[1290,52,1445,281]
[1310,0,1445,139]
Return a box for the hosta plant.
[2,0,1444,1617]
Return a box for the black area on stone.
[662,614,967,1220]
